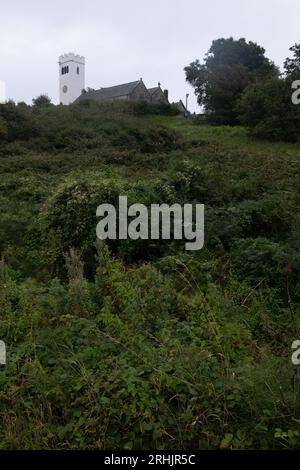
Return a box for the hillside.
[0,101,300,449]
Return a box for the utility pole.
[185,93,189,112]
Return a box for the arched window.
[77,66,80,75]
[61,65,70,75]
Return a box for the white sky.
[1,0,300,112]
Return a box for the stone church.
[59,52,169,105]
[75,79,169,104]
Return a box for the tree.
[185,37,278,124]
[237,76,300,142]
[284,42,300,77]
[0,116,7,140]
[0,101,39,141]
[32,94,52,107]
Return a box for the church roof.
[76,80,141,102]
[147,87,160,95]
[174,100,186,109]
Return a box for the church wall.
[151,88,169,104]
[112,95,128,101]
[129,81,151,102]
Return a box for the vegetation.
[237,76,300,141]
[0,100,300,449]
[185,37,278,124]
[236,42,300,142]
[185,37,300,143]
[32,94,53,108]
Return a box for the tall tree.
[32,94,52,107]
[237,76,300,142]
[185,37,278,124]
[284,42,300,76]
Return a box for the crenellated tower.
[59,53,85,105]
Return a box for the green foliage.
[0,102,300,449]
[0,116,7,140]
[284,42,300,76]
[32,94,52,107]
[237,76,300,142]
[185,37,278,124]
[0,250,299,450]
[128,101,180,117]
[232,238,300,290]
[0,100,182,153]
[0,101,39,141]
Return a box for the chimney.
[163,89,169,102]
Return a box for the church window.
[62,66,69,75]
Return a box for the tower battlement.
[59,53,85,65]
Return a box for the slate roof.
[75,80,141,102]
[147,87,160,96]
[174,100,186,109]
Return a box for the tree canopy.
[185,37,278,124]
[32,94,52,107]
[284,42,300,77]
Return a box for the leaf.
[124,441,133,450]
[220,433,233,449]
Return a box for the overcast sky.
[1,0,300,112]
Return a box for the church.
[59,53,169,106]
[75,79,169,105]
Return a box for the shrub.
[39,176,124,274]
[232,237,300,289]
[129,101,180,116]
[32,94,52,108]
[237,77,300,141]
[0,116,7,140]
[0,101,40,141]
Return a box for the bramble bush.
[1,247,300,449]
[0,102,300,449]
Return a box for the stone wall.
[129,81,151,102]
[151,88,169,104]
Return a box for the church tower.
[59,53,85,105]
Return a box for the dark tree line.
[185,37,300,141]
